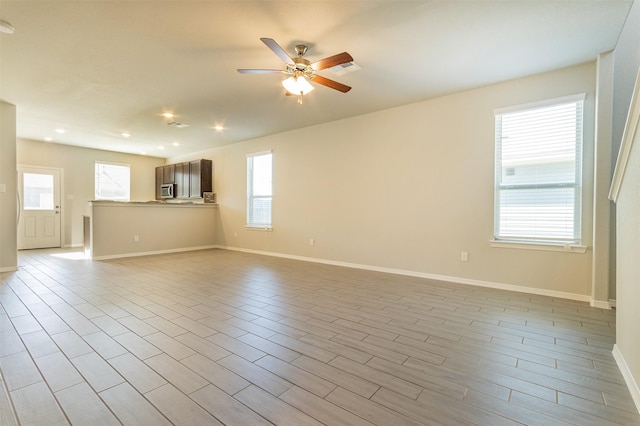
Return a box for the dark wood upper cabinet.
[162,164,175,184]
[175,162,190,199]
[156,159,212,200]
[155,166,163,200]
[189,159,212,198]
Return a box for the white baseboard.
[0,265,18,273]
[612,344,640,414]
[218,246,591,303]
[64,243,84,248]
[590,299,612,310]
[91,245,217,260]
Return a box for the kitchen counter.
[89,200,218,207]
[89,200,217,259]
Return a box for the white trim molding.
[610,66,640,202]
[612,344,640,414]
[64,243,84,249]
[91,245,216,261]
[490,240,588,254]
[219,245,592,303]
[590,299,612,310]
[0,266,18,273]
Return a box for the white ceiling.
[0,0,633,158]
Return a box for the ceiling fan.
[238,38,353,104]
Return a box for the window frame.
[246,151,273,230]
[492,94,586,250]
[94,161,131,201]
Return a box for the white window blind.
[247,151,272,228]
[494,95,584,245]
[95,162,130,201]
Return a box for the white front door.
[17,166,62,250]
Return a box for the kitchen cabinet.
[155,167,163,199]
[156,159,212,199]
[175,162,190,199]
[162,164,175,184]
[155,164,178,199]
[189,159,212,198]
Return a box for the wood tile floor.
[1,248,639,425]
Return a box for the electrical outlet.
[134,235,140,242]
[309,238,315,246]
[234,232,238,238]
[0,184,6,193]
[460,251,469,262]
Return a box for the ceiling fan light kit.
[282,75,314,94]
[282,75,314,104]
[238,37,353,104]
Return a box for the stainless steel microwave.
[160,183,175,198]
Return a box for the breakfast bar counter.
[89,200,218,260]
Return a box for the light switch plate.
[0,184,6,193]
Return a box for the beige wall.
[592,51,615,307]
[90,203,217,259]
[171,62,596,299]
[17,139,165,247]
[611,0,640,411]
[613,2,640,410]
[615,119,640,409]
[0,102,17,272]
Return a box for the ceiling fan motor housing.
[295,44,308,56]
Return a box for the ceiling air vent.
[328,61,361,76]
[166,121,190,128]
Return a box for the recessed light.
[162,112,175,119]
[55,128,66,134]
[213,125,224,131]
[121,132,130,138]
[44,137,53,142]
[172,142,180,147]
[158,146,165,150]
[140,151,146,155]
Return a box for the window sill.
[489,240,587,253]
[246,226,273,232]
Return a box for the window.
[247,151,272,228]
[494,94,584,246]
[95,162,130,201]
[23,173,54,210]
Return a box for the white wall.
[614,108,640,410]
[17,139,165,247]
[171,62,596,299]
[610,0,640,299]
[0,102,17,272]
[611,0,640,411]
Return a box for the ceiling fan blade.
[312,75,352,93]
[311,52,353,71]
[260,38,294,65]
[237,69,284,74]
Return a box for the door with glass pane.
[17,166,61,249]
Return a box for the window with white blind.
[247,151,272,228]
[95,161,130,201]
[494,94,584,246]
